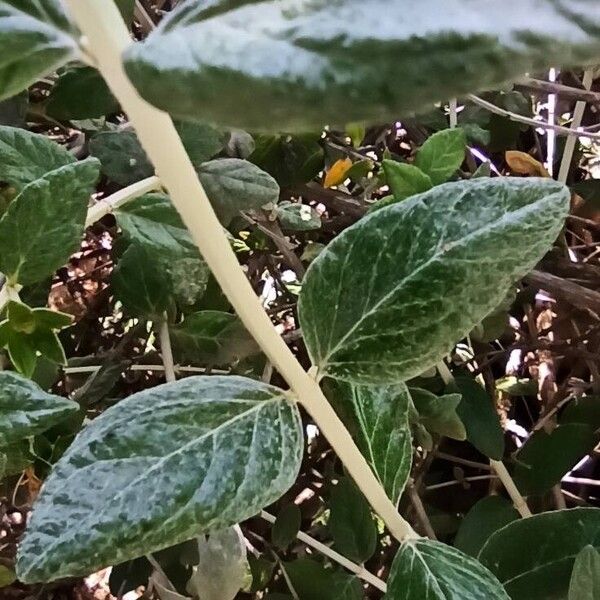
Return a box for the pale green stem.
[158,314,176,383]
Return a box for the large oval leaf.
[479,508,600,600]
[16,375,303,583]
[385,538,508,599]
[298,178,569,384]
[124,0,600,129]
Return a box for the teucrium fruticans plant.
[0,0,597,597]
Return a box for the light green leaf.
[568,545,600,600]
[272,503,301,551]
[123,1,600,130]
[0,564,16,588]
[0,157,100,285]
[16,376,303,583]
[0,371,78,446]
[169,311,259,366]
[197,158,280,225]
[47,67,119,120]
[454,497,519,558]
[513,424,597,495]
[479,508,600,600]
[329,477,377,563]
[332,382,412,505]
[410,388,466,440]
[0,125,75,192]
[414,129,466,185]
[298,178,569,384]
[277,201,321,231]
[0,0,77,102]
[385,538,508,600]
[382,160,433,203]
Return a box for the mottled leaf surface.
[0,371,78,446]
[124,0,600,129]
[277,201,321,231]
[479,508,600,600]
[299,178,569,383]
[0,0,77,102]
[385,538,508,599]
[17,376,303,583]
[0,158,100,285]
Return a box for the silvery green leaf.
[479,508,600,600]
[385,538,509,600]
[0,0,77,102]
[298,178,569,384]
[409,388,466,441]
[0,125,75,192]
[568,545,600,600]
[123,0,600,130]
[0,371,78,446]
[16,376,303,583]
[0,157,100,285]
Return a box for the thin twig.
[515,76,600,104]
[158,314,176,383]
[63,364,229,375]
[407,481,437,539]
[425,474,498,491]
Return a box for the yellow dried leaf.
[505,151,550,177]
[324,157,352,188]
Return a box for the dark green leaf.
[248,556,275,593]
[0,565,16,588]
[1,439,33,476]
[298,178,569,384]
[479,508,600,600]
[0,157,99,285]
[0,371,78,446]
[17,376,303,583]
[277,201,321,231]
[514,424,597,495]
[0,125,75,192]
[115,0,135,23]
[285,558,363,600]
[123,1,600,130]
[176,120,224,167]
[47,67,119,120]
[0,1,77,102]
[410,388,466,440]
[414,129,466,185]
[0,92,28,128]
[568,545,600,600]
[386,538,508,599]
[6,329,37,377]
[329,477,377,563]
[272,503,301,551]
[382,160,432,203]
[454,496,519,557]
[572,180,600,206]
[561,396,600,430]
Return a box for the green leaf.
[28,329,66,366]
[123,1,600,130]
[298,178,569,384]
[332,382,412,505]
[115,0,135,23]
[47,67,119,120]
[479,508,600,600]
[454,376,504,460]
[16,376,303,583]
[90,130,154,186]
[0,125,75,192]
[329,477,377,563]
[0,565,16,588]
[454,497,519,558]
[0,1,77,102]
[7,300,35,333]
[385,538,508,600]
[0,371,78,446]
[0,157,100,285]
[277,201,321,231]
[169,311,259,366]
[284,558,363,600]
[272,503,301,551]
[410,388,466,440]
[568,545,600,600]
[414,129,466,185]
[176,120,224,167]
[560,396,600,430]
[6,330,37,377]
[382,160,433,203]
[513,424,597,495]
[197,159,280,225]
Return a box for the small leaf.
[410,388,466,440]
[0,158,100,285]
[454,496,519,557]
[385,538,508,599]
[382,160,433,202]
[0,371,78,446]
[298,178,569,384]
[0,565,16,588]
[6,331,37,377]
[277,201,321,231]
[505,151,550,178]
[479,508,600,600]
[568,545,600,600]
[414,128,466,185]
[324,158,352,188]
[329,477,377,563]
[17,376,303,583]
[272,504,301,551]
[175,120,224,167]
